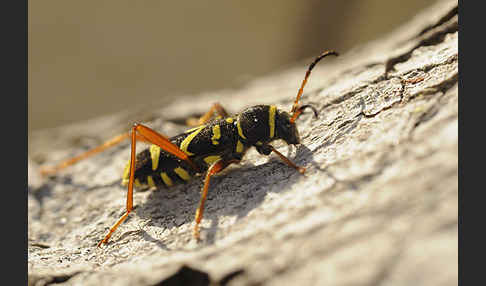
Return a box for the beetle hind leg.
[39,132,131,176]
[98,123,200,246]
[186,102,229,126]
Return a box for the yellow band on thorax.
[237,118,247,139]
[269,105,277,138]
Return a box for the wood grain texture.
[28,1,458,285]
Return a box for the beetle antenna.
[290,50,338,123]
[290,104,319,124]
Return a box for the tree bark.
[28,1,458,285]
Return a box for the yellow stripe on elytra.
[269,105,277,138]
[161,172,173,187]
[174,167,191,181]
[147,176,155,188]
[122,160,131,182]
[180,125,205,156]
[236,140,244,153]
[185,125,205,133]
[211,125,221,145]
[203,155,221,165]
[237,119,246,139]
[121,160,149,188]
[149,145,161,170]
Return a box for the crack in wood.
[385,5,458,77]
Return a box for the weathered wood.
[28,1,458,285]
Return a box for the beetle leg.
[39,132,138,176]
[98,123,199,246]
[269,145,306,174]
[193,158,239,240]
[186,102,229,126]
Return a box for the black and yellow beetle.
[40,50,338,246]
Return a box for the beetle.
[40,50,338,246]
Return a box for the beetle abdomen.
[122,117,241,189]
[121,147,196,189]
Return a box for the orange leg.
[98,123,199,247]
[269,146,306,174]
[39,132,157,176]
[193,159,239,240]
[39,132,131,176]
[186,102,229,126]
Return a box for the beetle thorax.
[236,105,300,146]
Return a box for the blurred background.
[29,0,437,134]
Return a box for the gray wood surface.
[28,1,458,285]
